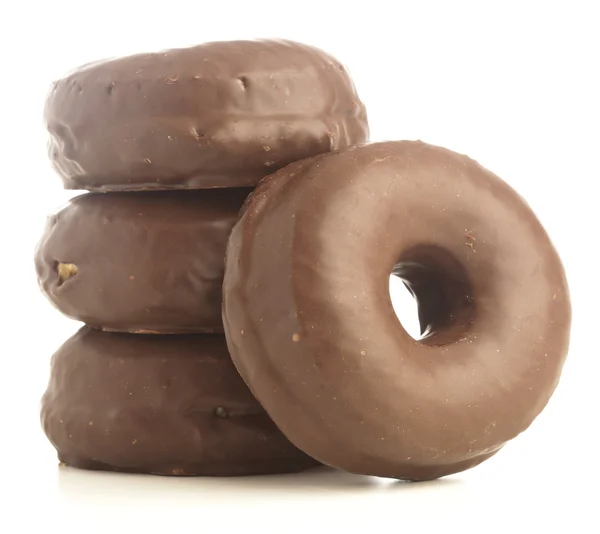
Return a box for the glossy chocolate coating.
[35,189,250,333]
[222,141,571,481]
[41,328,319,476]
[45,39,369,191]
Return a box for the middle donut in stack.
[36,39,369,476]
[35,189,249,334]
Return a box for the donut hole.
[390,245,475,346]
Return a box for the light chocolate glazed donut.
[222,140,571,481]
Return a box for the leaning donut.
[222,140,571,480]
[45,39,368,191]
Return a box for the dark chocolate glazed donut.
[35,189,250,333]
[222,140,571,481]
[41,328,319,476]
[45,39,369,191]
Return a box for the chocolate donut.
[222,141,571,481]
[41,328,319,476]
[35,189,249,333]
[45,39,369,191]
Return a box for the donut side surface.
[41,328,319,476]
[222,140,571,480]
[45,39,369,191]
[35,189,250,333]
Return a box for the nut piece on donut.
[35,189,250,333]
[41,328,319,476]
[222,141,571,481]
[45,39,369,191]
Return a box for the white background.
[1,1,598,532]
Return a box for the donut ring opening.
[392,245,475,346]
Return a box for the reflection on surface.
[50,463,477,531]
[58,463,462,506]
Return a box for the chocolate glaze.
[41,328,319,476]
[35,189,250,333]
[45,39,369,191]
[222,140,571,481]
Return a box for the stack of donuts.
[35,40,368,476]
[36,39,571,482]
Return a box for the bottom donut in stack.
[41,328,319,476]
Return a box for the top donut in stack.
[37,39,369,334]
[45,39,369,192]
